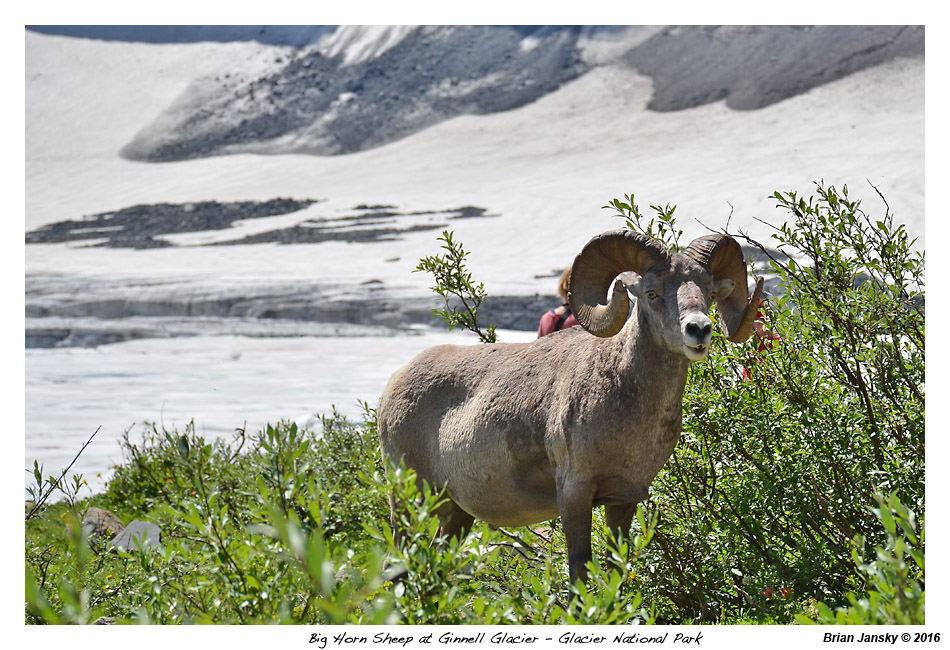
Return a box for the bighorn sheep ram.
[378,230,763,583]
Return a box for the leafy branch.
[26,426,100,519]
[415,230,497,343]
[604,193,683,252]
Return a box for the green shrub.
[796,491,924,625]
[26,411,393,624]
[605,183,924,622]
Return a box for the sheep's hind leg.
[382,494,474,584]
[388,493,405,545]
[382,493,410,584]
[436,498,475,539]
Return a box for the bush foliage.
[26,182,923,624]
[604,183,924,622]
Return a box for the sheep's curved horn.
[683,234,763,342]
[568,230,671,338]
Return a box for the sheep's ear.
[620,271,642,295]
[711,278,735,303]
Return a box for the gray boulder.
[110,520,162,553]
[82,507,124,542]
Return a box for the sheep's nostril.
[685,321,712,339]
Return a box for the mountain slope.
[120,26,591,160]
[625,25,923,111]
[113,25,923,161]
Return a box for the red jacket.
[538,306,579,337]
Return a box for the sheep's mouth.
[683,344,709,360]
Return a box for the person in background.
[537,267,579,337]
[751,290,781,352]
[741,288,781,380]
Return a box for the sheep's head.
[568,230,764,360]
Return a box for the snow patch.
[576,25,666,64]
[519,36,540,53]
[314,25,417,66]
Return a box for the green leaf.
[177,435,190,461]
[878,505,896,535]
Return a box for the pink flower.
[761,585,794,600]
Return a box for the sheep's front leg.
[557,480,594,584]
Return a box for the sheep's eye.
[646,290,658,300]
